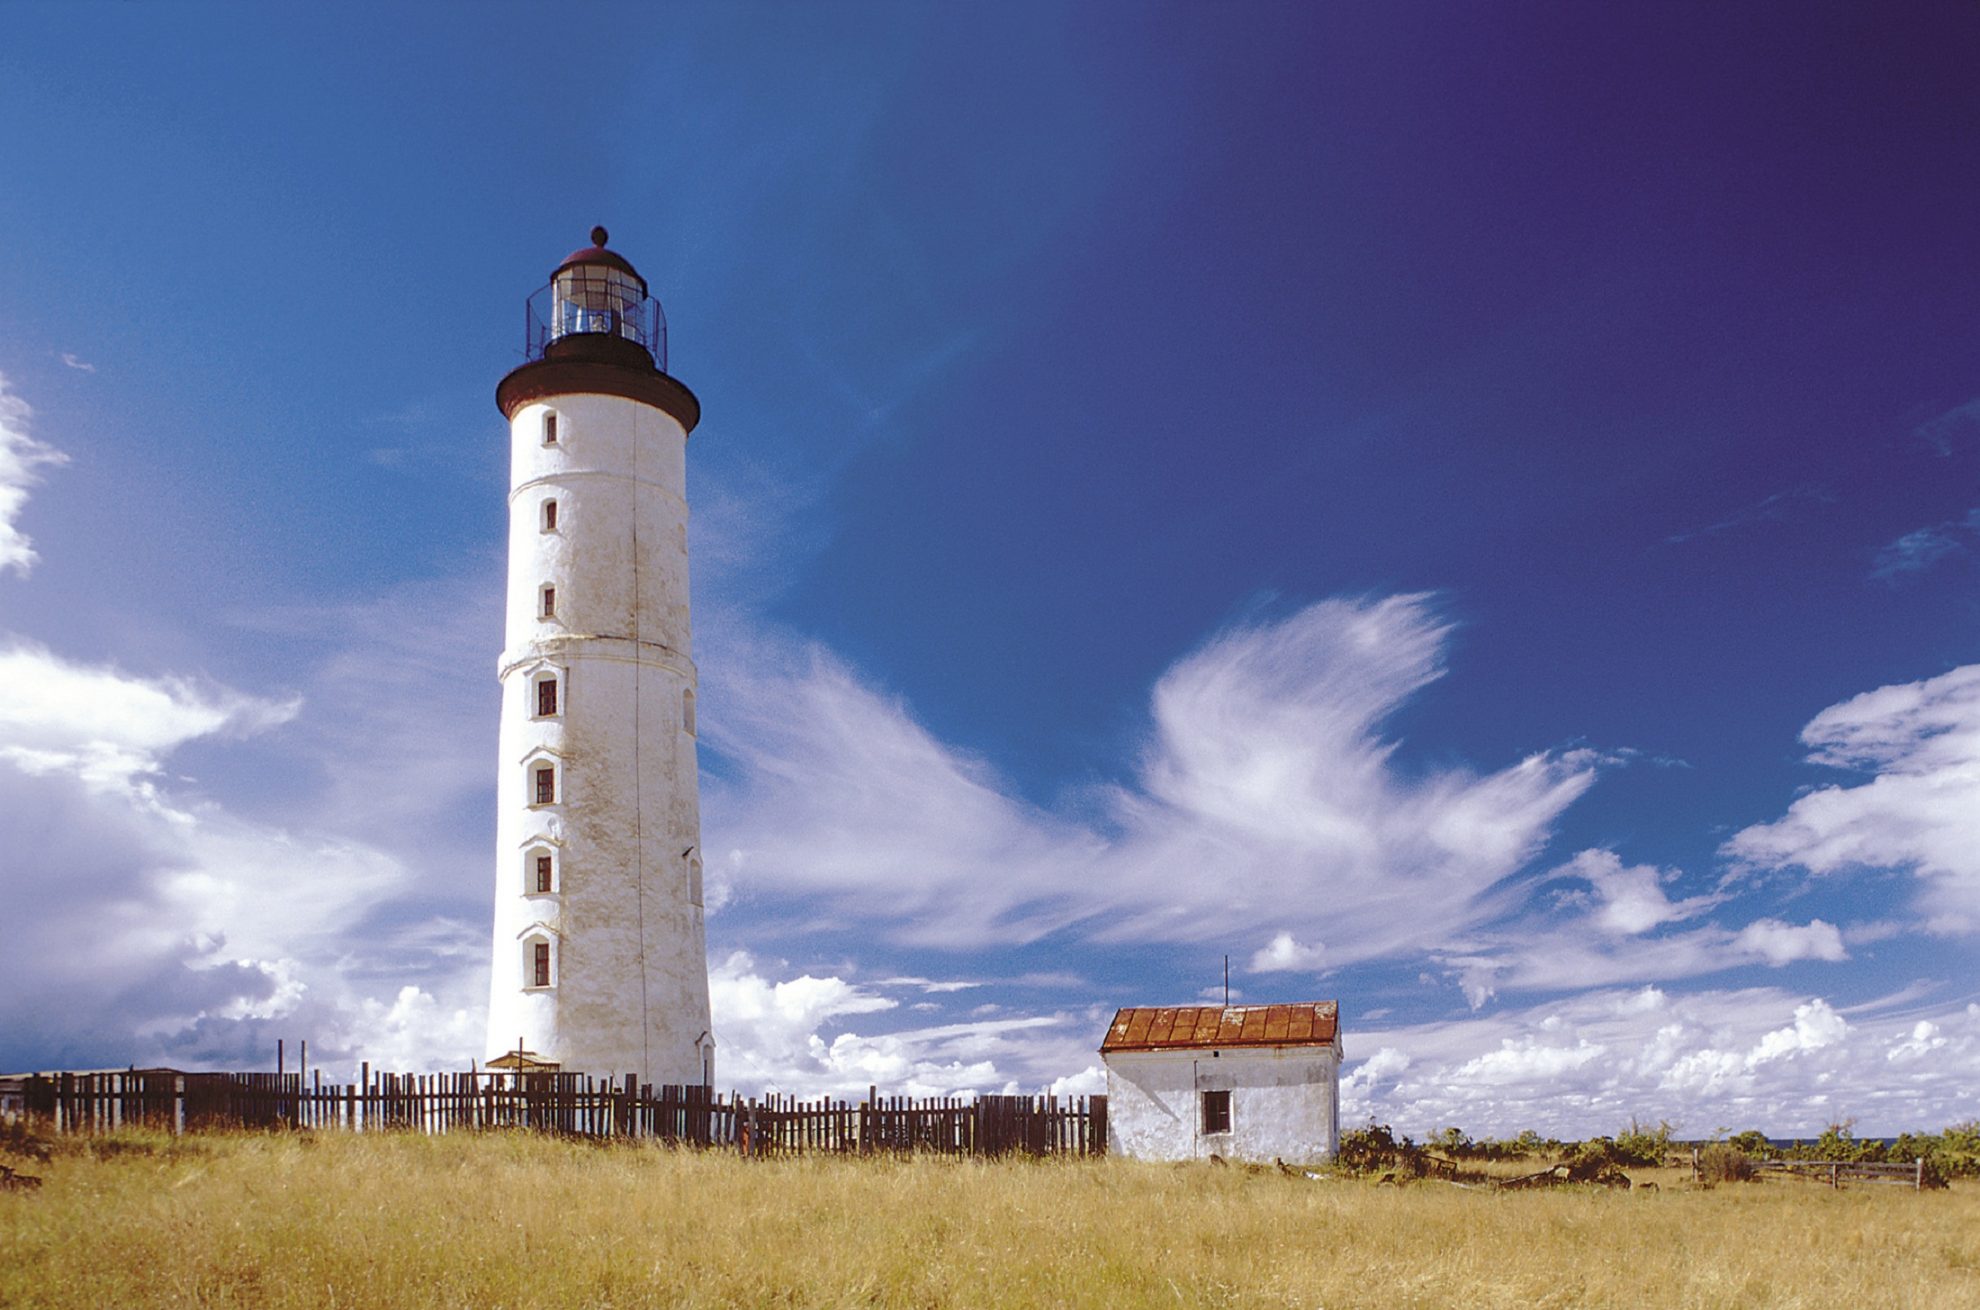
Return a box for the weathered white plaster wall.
[486,392,713,1087]
[1105,1046,1341,1164]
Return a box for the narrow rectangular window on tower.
[543,499,559,531]
[1202,1089,1232,1135]
[537,678,558,717]
[535,854,553,894]
[543,412,558,445]
[534,765,555,805]
[541,586,556,618]
[533,941,551,987]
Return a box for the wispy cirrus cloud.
[0,377,69,577]
[701,594,1601,965]
[1914,397,1980,456]
[1871,508,1979,582]
[1665,483,1834,545]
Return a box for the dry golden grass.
[2,1130,1976,1308]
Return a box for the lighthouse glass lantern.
[523,226,668,367]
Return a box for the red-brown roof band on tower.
[495,227,700,433]
[1100,1001,1340,1053]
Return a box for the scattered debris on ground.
[0,1164,43,1192]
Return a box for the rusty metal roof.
[1100,1002,1339,1053]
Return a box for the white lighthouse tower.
[486,228,713,1087]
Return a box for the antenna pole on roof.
[1223,955,1229,1007]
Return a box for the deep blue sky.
[2,2,1977,1134]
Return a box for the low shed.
[1100,1001,1342,1164]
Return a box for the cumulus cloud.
[1345,987,1980,1136]
[0,378,68,577]
[1724,663,1980,931]
[1732,918,1847,967]
[706,951,1098,1097]
[1439,848,1841,1007]
[704,595,1599,961]
[1565,849,1719,935]
[1250,931,1327,972]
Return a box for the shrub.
[1728,1130,1772,1157]
[1337,1122,1427,1177]
[1697,1143,1756,1184]
[1612,1119,1674,1167]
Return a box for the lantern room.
[523,226,668,369]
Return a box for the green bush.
[1728,1130,1772,1157]
[1612,1119,1674,1167]
[1697,1143,1756,1184]
[1337,1122,1428,1176]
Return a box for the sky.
[2,1,1978,1139]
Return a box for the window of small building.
[542,499,559,532]
[1201,1089,1231,1135]
[535,675,559,717]
[533,764,556,806]
[542,411,559,445]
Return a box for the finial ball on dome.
[591,226,609,247]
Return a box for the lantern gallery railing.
[523,276,668,369]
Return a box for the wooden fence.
[1690,1149,1931,1190]
[12,1070,1106,1158]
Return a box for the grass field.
[3,1130,1976,1308]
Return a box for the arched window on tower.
[534,672,560,718]
[683,687,696,736]
[688,854,704,908]
[531,762,557,806]
[523,934,556,989]
[541,498,559,532]
[525,844,557,895]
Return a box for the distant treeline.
[1344,1119,1980,1180]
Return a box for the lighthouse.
[486,228,713,1087]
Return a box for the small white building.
[1101,1002,1342,1164]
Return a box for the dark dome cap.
[553,225,646,293]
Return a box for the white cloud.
[704,595,1599,961]
[706,951,1097,1098]
[1345,987,1979,1137]
[0,378,68,577]
[1747,998,1847,1064]
[1452,1036,1606,1086]
[1887,1020,1948,1064]
[1250,931,1327,972]
[0,641,299,799]
[59,353,95,373]
[1565,849,1718,935]
[1341,1045,1410,1100]
[1732,918,1846,967]
[1724,663,1980,931]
